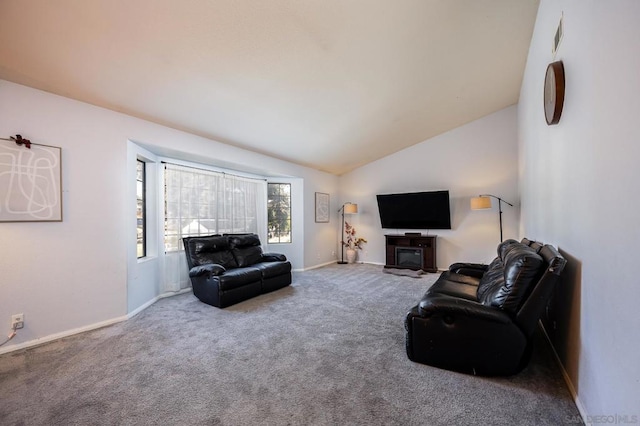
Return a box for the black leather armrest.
[453,268,486,278]
[449,262,487,272]
[189,263,226,278]
[418,295,512,325]
[262,253,287,262]
[449,262,488,278]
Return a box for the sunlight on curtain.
[162,163,267,292]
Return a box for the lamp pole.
[337,204,347,264]
[480,194,514,242]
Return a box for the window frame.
[136,159,147,258]
[267,182,292,244]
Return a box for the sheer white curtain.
[162,163,267,293]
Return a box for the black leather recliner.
[183,233,292,308]
[405,238,566,376]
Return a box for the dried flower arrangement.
[341,221,367,250]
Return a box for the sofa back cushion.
[498,239,520,258]
[478,241,544,314]
[529,241,544,254]
[476,256,505,301]
[229,234,264,267]
[476,239,518,300]
[185,235,238,269]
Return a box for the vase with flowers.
[341,221,367,263]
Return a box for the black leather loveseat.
[183,233,292,308]
[405,238,566,376]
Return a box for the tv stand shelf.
[385,234,437,273]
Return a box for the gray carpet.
[0,264,581,425]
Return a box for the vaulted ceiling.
[0,0,539,175]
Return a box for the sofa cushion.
[424,273,480,302]
[252,261,292,279]
[480,242,544,313]
[186,235,238,269]
[229,234,264,267]
[217,267,262,291]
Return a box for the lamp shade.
[470,196,492,210]
[344,203,358,214]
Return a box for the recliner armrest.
[448,262,488,278]
[449,262,487,272]
[189,263,226,278]
[452,268,486,278]
[262,253,287,262]
[418,295,512,325]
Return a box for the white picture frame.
[315,192,329,223]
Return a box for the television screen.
[376,190,451,229]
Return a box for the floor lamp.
[338,202,358,264]
[470,194,514,242]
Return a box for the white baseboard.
[296,260,337,272]
[0,289,193,355]
[0,315,128,355]
[538,321,587,423]
[127,297,159,319]
[297,260,391,271]
[295,260,439,272]
[158,287,192,299]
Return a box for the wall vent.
[552,14,564,57]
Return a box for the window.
[136,160,146,258]
[164,163,264,252]
[268,183,291,244]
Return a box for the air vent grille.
[552,14,564,57]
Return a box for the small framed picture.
[315,192,330,223]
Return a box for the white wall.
[519,0,640,419]
[304,181,341,268]
[339,106,520,269]
[0,80,338,353]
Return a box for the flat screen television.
[376,190,451,230]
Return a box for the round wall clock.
[544,61,565,125]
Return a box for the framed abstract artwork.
[0,139,62,222]
[315,192,329,223]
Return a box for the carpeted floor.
[0,264,581,425]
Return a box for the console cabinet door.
[384,235,437,272]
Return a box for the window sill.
[137,256,157,264]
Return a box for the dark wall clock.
[544,61,565,125]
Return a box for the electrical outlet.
[11,313,24,329]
